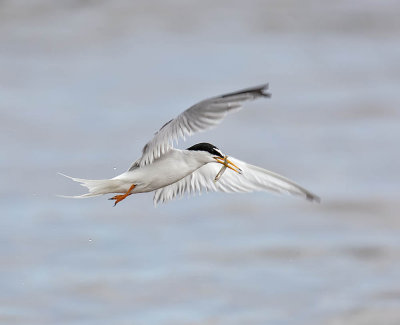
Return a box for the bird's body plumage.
[61,84,320,205]
[114,149,212,194]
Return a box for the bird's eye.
[213,149,223,157]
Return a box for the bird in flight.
[60,84,320,206]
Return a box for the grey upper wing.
[132,84,271,169]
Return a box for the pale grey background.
[1,1,399,324]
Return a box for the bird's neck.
[181,150,210,170]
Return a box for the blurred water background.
[1,1,400,324]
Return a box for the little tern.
[61,84,320,205]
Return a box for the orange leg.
[109,184,136,206]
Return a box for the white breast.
[113,149,208,193]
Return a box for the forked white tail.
[58,173,122,198]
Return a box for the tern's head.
[186,142,242,174]
[187,142,224,159]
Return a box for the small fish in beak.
[214,156,242,182]
[214,156,228,182]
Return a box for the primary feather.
[133,84,270,168]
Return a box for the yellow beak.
[214,156,242,174]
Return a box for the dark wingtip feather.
[248,83,271,98]
[306,192,321,203]
[258,83,272,98]
[220,83,271,99]
[261,84,272,98]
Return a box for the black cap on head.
[187,142,224,158]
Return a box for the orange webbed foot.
[109,184,135,206]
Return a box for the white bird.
[61,84,320,206]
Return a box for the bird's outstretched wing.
[132,84,270,169]
[153,156,320,204]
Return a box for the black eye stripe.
[211,149,223,157]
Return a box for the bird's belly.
[121,158,200,193]
[140,167,186,191]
